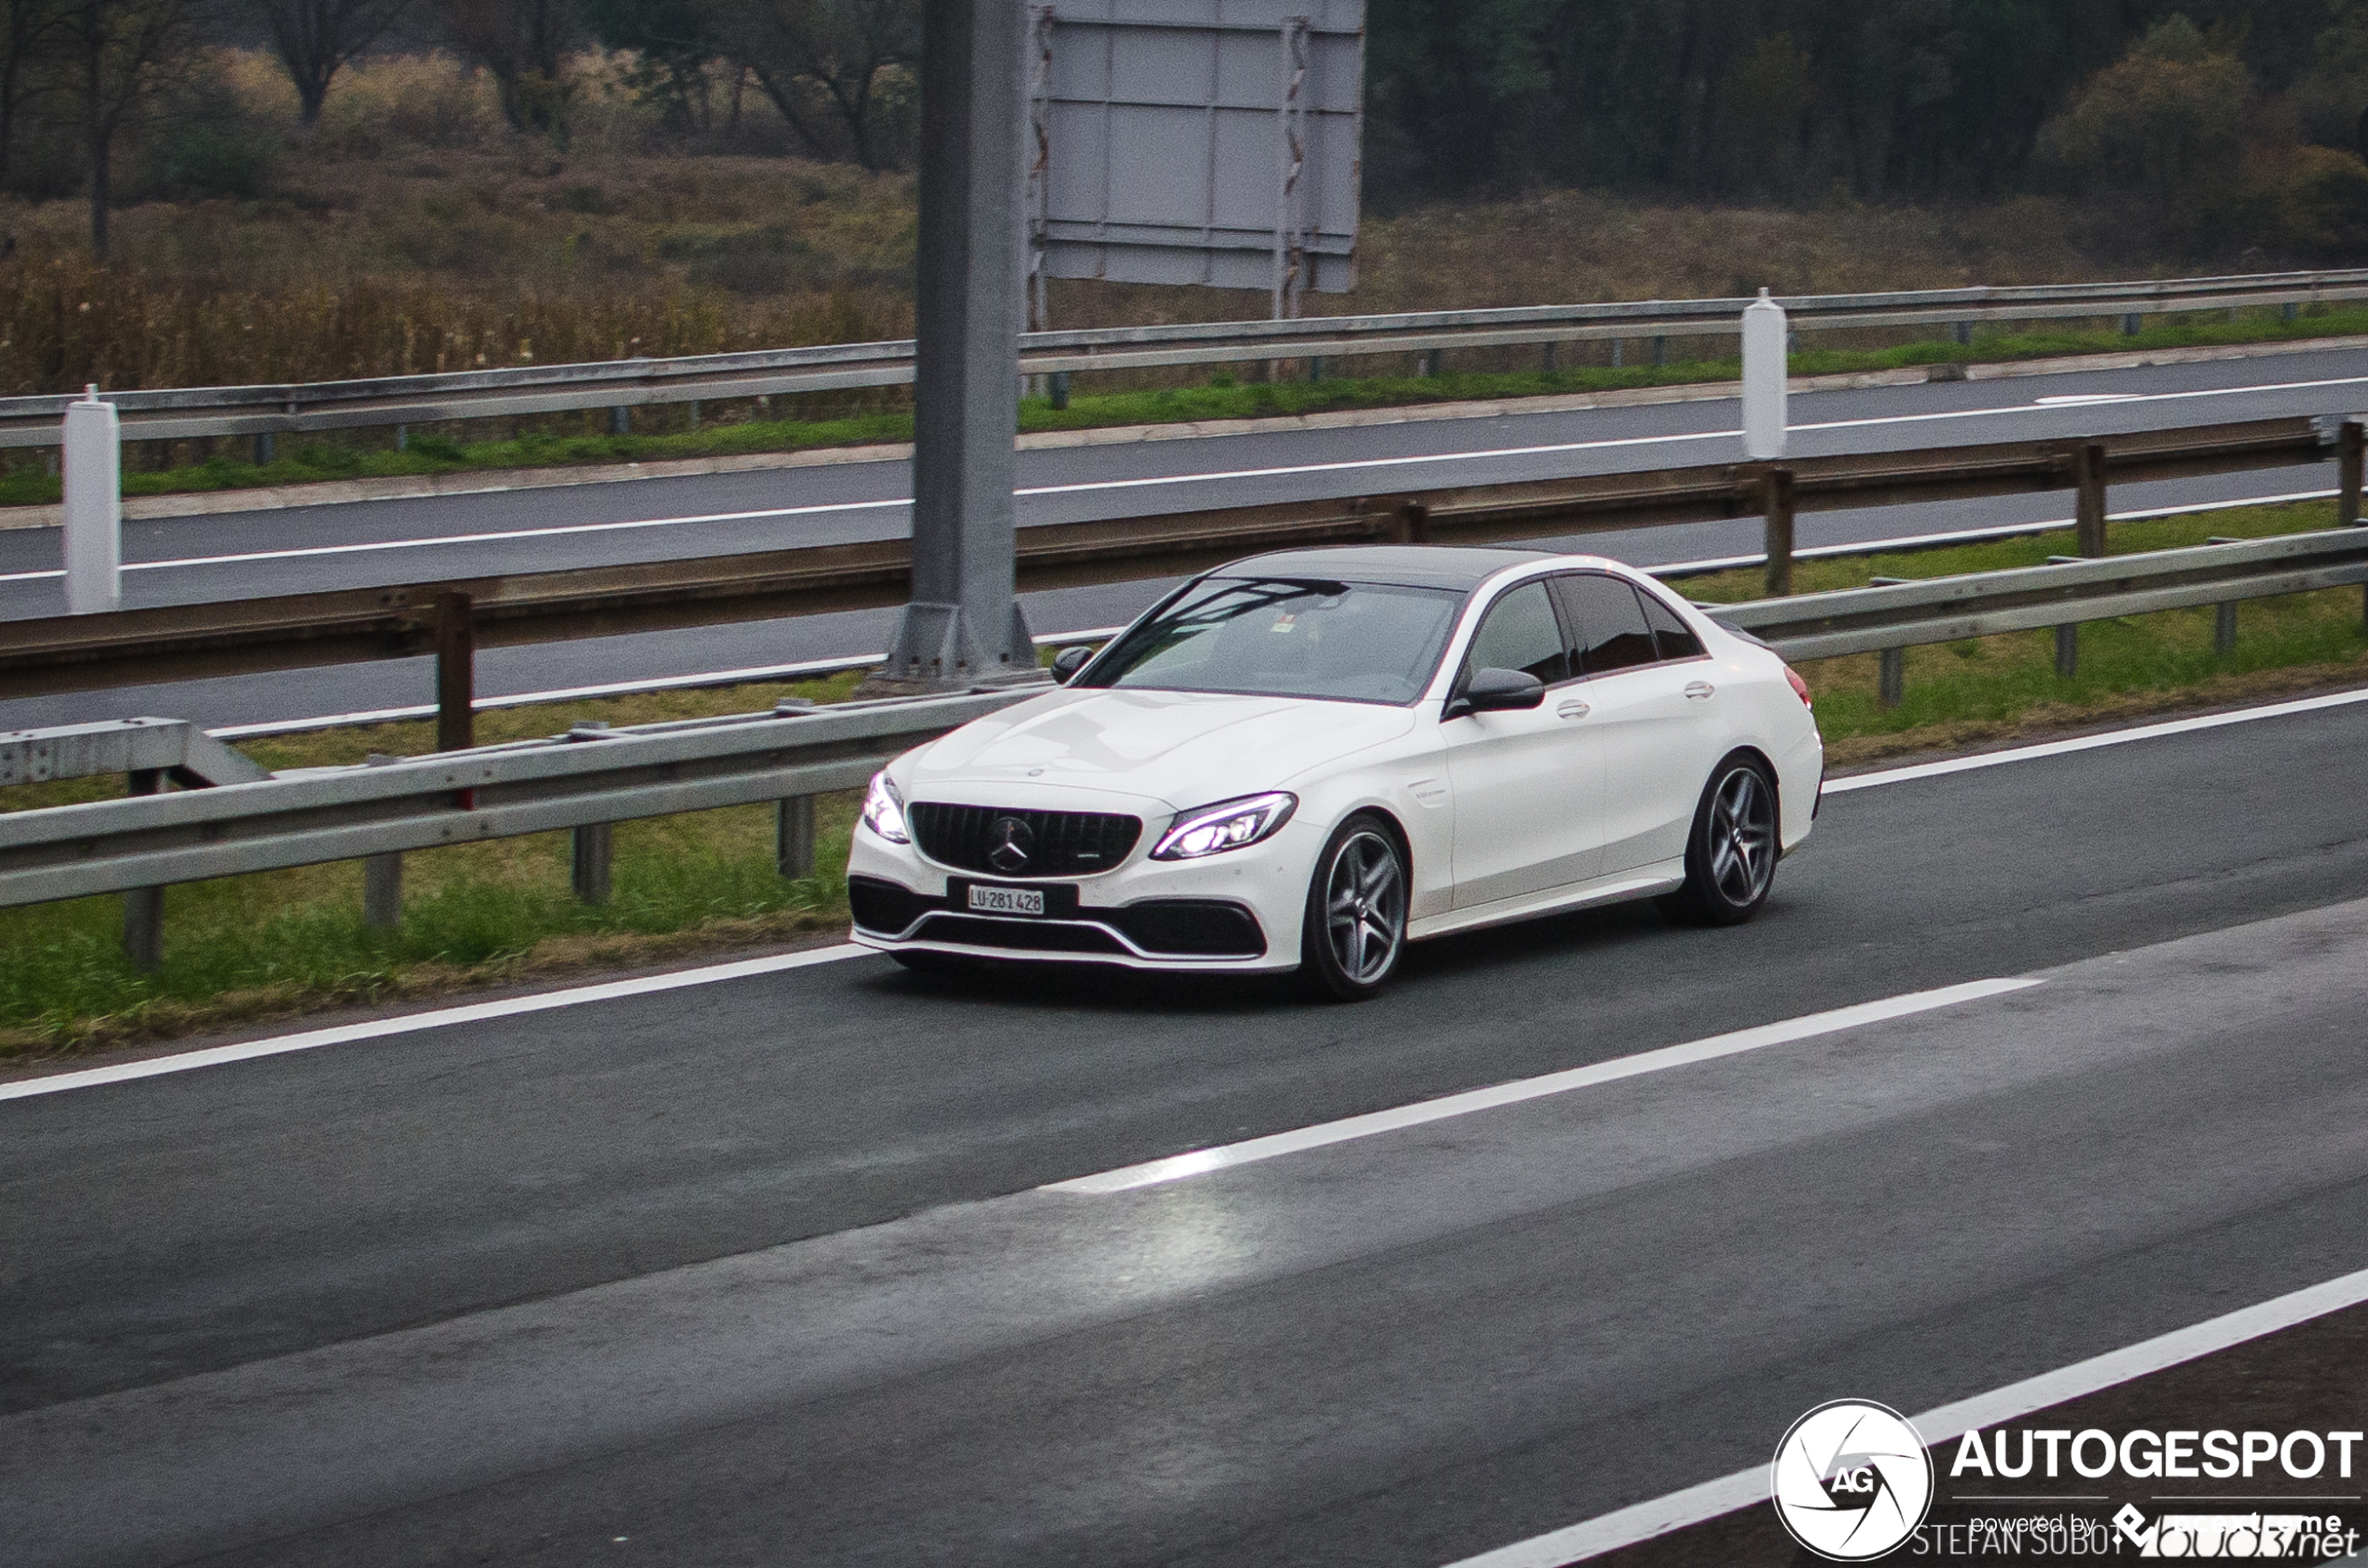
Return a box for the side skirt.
[1408,862,1687,943]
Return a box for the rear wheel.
[1659,756,1780,927]
[1301,814,1408,1001]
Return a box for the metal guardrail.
[4,526,2366,929]
[1717,528,2368,658]
[3,268,2366,448]
[2,415,2356,709]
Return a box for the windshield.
[1081,577,1465,705]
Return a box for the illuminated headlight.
[860,771,910,844]
[1152,792,1297,860]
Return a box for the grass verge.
[6,306,2368,511]
[2,502,2363,1059]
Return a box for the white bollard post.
[62,384,120,614]
[1742,288,1789,461]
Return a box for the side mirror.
[1448,667,1547,719]
[1052,645,1095,684]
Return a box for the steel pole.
[872,0,1039,693]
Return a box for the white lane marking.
[1041,978,2042,1195]
[3,369,2361,585]
[0,944,873,1103]
[0,498,911,585]
[1828,686,2368,795]
[2035,393,2143,406]
[1440,1261,2368,1567]
[200,626,1131,741]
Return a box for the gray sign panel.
[1029,1,1365,316]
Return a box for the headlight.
[1151,792,1297,860]
[860,772,910,844]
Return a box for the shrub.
[2276,144,2368,260]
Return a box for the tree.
[251,0,414,127]
[2037,16,2259,246]
[580,0,720,132]
[435,0,573,136]
[698,0,917,170]
[60,0,202,258]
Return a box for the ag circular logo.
[986,816,1035,874]
[1770,1399,1934,1561]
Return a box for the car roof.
[1212,545,1556,592]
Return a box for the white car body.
[847,546,1822,977]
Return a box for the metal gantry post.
[871,0,1039,693]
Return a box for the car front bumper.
[846,818,1315,974]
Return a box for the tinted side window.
[1465,582,1568,686]
[1636,586,1705,660]
[1552,574,1659,674]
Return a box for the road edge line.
[0,944,872,1103]
[1828,685,2368,795]
[1441,1262,2368,1568]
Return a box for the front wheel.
[1658,756,1780,927]
[1301,814,1409,1001]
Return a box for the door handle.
[1556,700,1590,720]
[1685,681,1715,700]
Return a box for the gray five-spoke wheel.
[1323,829,1406,985]
[1707,765,1777,907]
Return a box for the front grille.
[914,915,1131,955]
[908,803,1143,878]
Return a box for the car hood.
[905,688,1418,810]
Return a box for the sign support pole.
[869,0,1040,694]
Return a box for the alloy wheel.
[1324,830,1406,984]
[1708,766,1777,907]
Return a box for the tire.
[1658,755,1781,927]
[1301,814,1410,1001]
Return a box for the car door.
[1549,572,1720,876]
[1440,579,1605,907]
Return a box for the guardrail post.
[2122,313,2142,337]
[1651,336,1667,367]
[254,433,274,464]
[2075,441,2109,557]
[360,752,404,927]
[2215,601,2238,655]
[1393,501,1430,544]
[1954,322,1972,347]
[777,795,816,880]
[1422,350,1442,378]
[610,406,630,436]
[871,0,1039,695]
[1050,370,1070,410]
[1763,468,1796,597]
[2055,625,2079,679]
[434,591,475,753]
[1742,290,1788,461]
[121,766,165,971]
[62,385,120,615]
[571,822,613,903]
[1308,355,1326,382]
[1879,648,1905,708]
[1542,341,1557,372]
[2339,420,2363,527]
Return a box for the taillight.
[1784,667,1812,708]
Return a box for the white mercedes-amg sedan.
[847,545,1823,999]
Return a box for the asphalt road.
[3,695,2366,1565]
[1,346,2363,731]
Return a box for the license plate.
[967,886,1045,916]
